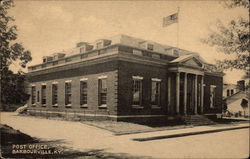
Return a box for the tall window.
[52,84,58,105]
[132,76,143,106]
[231,89,234,95]
[80,81,88,106]
[41,85,46,105]
[37,91,40,103]
[210,85,216,108]
[151,80,161,106]
[227,89,230,96]
[96,42,102,49]
[31,86,36,105]
[65,82,72,106]
[98,78,107,106]
[147,44,154,51]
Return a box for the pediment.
[182,57,203,67]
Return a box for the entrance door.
[187,75,195,114]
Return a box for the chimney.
[237,80,245,91]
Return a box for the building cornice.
[27,53,167,77]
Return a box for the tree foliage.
[202,0,249,71]
[1,0,32,110]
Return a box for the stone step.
[182,115,215,125]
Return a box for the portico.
[168,55,205,115]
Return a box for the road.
[1,112,249,158]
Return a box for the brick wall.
[204,73,223,114]
[28,61,118,116]
[117,60,168,116]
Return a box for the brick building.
[27,35,223,122]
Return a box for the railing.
[28,108,112,120]
[28,45,175,72]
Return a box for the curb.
[133,125,250,141]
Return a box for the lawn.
[82,117,250,135]
[83,121,193,135]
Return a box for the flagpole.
[177,6,180,51]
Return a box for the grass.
[83,121,193,135]
[0,124,152,159]
[82,117,249,135]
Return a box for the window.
[37,91,40,103]
[147,44,154,51]
[80,81,88,106]
[65,82,72,106]
[231,89,234,95]
[41,85,46,105]
[173,49,179,56]
[210,85,216,108]
[132,76,143,106]
[227,89,230,96]
[81,54,88,59]
[151,79,161,106]
[98,78,107,106]
[152,54,160,59]
[52,84,58,105]
[96,42,102,49]
[133,49,142,56]
[65,58,72,62]
[80,47,85,53]
[31,86,36,105]
[53,61,58,65]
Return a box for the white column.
[184,73,187,115]
[194,74,198,114]
[176,72,180,114]
[201,76,204,114]
[168,75,171,113]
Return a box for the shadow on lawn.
[0,124,152,159]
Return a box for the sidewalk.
[129,123,249,141]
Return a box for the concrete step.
[183,115,215,125]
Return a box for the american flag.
[162,13,178,27]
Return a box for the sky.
[8,0,249,84]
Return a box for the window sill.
[41,104,46,107]
[152,105,161,109]
[132,105,143,109]
[65,104,72,108]
[31,104,36,107]
[80,104,88,108]
[99,104,107,109]
[52,104,58,107]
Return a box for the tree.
[202,0,249,71]
[222,100,228,113]
[1,0,32,111]
[240,98,248,117]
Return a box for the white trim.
[152,105,161,109]
[52,104,58,107]
[152,78,162,82]
[99,104,107,108]
[80,104,88,108]
[80,77,88,81]
[52,81,58,84]
[132,76,143,80]
[31,84,36,87]
[211,85,217,88]
[65,80,72,83]
[98,75,108,79]
[132,105,144,109]
[203,84,206,87]
[41,83,46,85]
